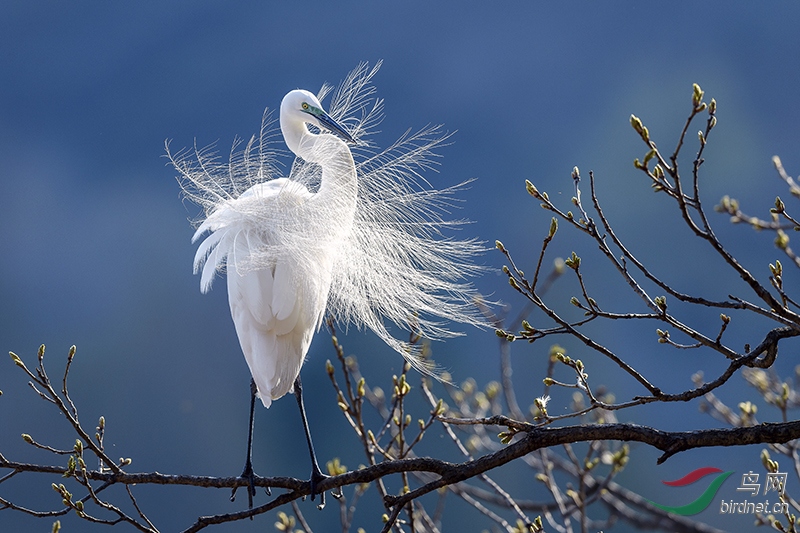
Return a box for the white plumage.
[171,62,485,409]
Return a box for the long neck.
[296,130,358,224]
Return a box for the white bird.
[195,90,356,408]
[170,62,485,508]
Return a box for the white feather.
[172,61,487,406]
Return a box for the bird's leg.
[293,375,329,509]
[231,378,269,510]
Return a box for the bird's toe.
[231,459,269,510]
[309,469,330,510]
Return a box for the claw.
[230,459,258,509]
[309,468,329,510]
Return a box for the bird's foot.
[231,459,270,511]
[309,467,330,510]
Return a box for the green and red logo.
[648,467,734,515]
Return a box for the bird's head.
[280,89,356,147]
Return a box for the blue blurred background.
[3,2,800,531]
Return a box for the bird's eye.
[302,102,309,110]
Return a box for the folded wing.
[193,178,316,407]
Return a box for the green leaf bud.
[692,83,704,106]
[525,180,540,198]
[434,398,445,416]
[775,230,790,250]
[630,114,643,134]
[498,431,514,444]
[548,217,558,238]
[10,352,25,369]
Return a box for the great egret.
[171,62,485,508]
